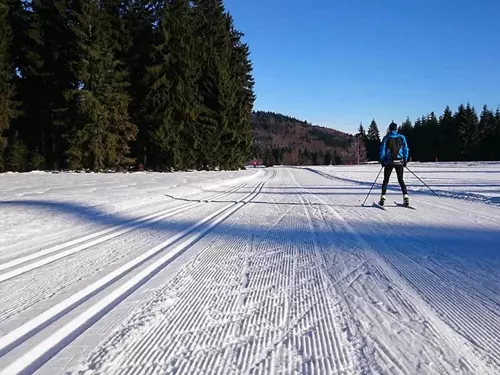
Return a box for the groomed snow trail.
[0,165,499,374]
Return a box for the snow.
[0,164,499,374]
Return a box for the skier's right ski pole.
[405,166,440,198]
[362,166,383,206]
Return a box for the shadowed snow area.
[0,164,499,375]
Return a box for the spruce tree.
[495,109,500,161]
[193,0,224,169]
[66,0,137,171]
[366,119,380,161]
[123,0,156,167]
[455,103,479,160]
[439,105,457,161]
[19,0,76,169]
[356,123,367,162]
[219,14,255,169]
[0,0,15,171]
[477,105,495,160]
[142,0,198,171]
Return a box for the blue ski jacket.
[380,130,409,164]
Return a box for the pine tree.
[262,146,274,167]
[19,0,76,169]
[455,103,479,160]
[478,105,495,160]
[66,0,137,171]
[219,13,255,169]
[5,130,28,171]
[355,123,367,163]
[0,0,15,171]
[192,0,231,170]
[123,0,156,167]
[366,119,380,161]
[399,117,413,160]
[426,112,439,161]
[439,105,457,161]
[142,0,199,171]
[495,109,500,161]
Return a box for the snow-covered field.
[0,163,499,374]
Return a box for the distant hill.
[250,111,363,166]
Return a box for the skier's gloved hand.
[379,160,385,166]
[403,159,407,167]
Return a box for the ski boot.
[403,194,410,207]
[378,195,386,206]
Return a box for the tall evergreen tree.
[399,117,413,160]
[439,105,457,161]
[19,0,76,169]
[478,105,495,160]
[66,0,137,170]
[455,103,479,160]
[192,0,230,170]
[495,109,500,161]
[123,0,156,167]
[142,0,198,171]
[356,123,367,163]
[0,0,16,171]
[366,119,380,161]
[357,123,367,142]
[218,13,255,169]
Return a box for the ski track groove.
[0,179,268,374]
[0,181,250,282]
[303,169,500,369]
[293,168,500,374]
[63,170,361,375]
[380,250,500,365]
[0,184,249,323]
[0,174,262,260]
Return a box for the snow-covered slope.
[0,164,498,374]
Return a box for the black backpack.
[386,136,403,160]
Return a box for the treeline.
[0,0,255,173]
[251,111,364,166]
[358,103,500,162]
[261,146,362,167]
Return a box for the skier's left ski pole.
[362,166,383,206]
[405,166,440,198]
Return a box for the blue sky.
[223,0,500,134]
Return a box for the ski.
[372,202,386,210]
[394,201,416,210]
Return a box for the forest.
[0,0,255,172]
[359,104,500,163]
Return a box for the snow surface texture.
[0,164,499,375]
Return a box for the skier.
[379,122,410,207]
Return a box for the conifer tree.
[219,13,255,169]
[495,109,500,161]
[366,119,380,161]
[455,103,479,160]
[0,0,15,171]
[18,0,76,169]
[192,0,230,170]
[142,0,198,171]
[123,0,156,167]
[439,106,457,161]
[356,123,367,162]
[66,0,137,171]
[476,105,494,160]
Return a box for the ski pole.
[362,166,383,206]
[405,166,440,198]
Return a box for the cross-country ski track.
[0,165,499,375]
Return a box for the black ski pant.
[382,164,407,195]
